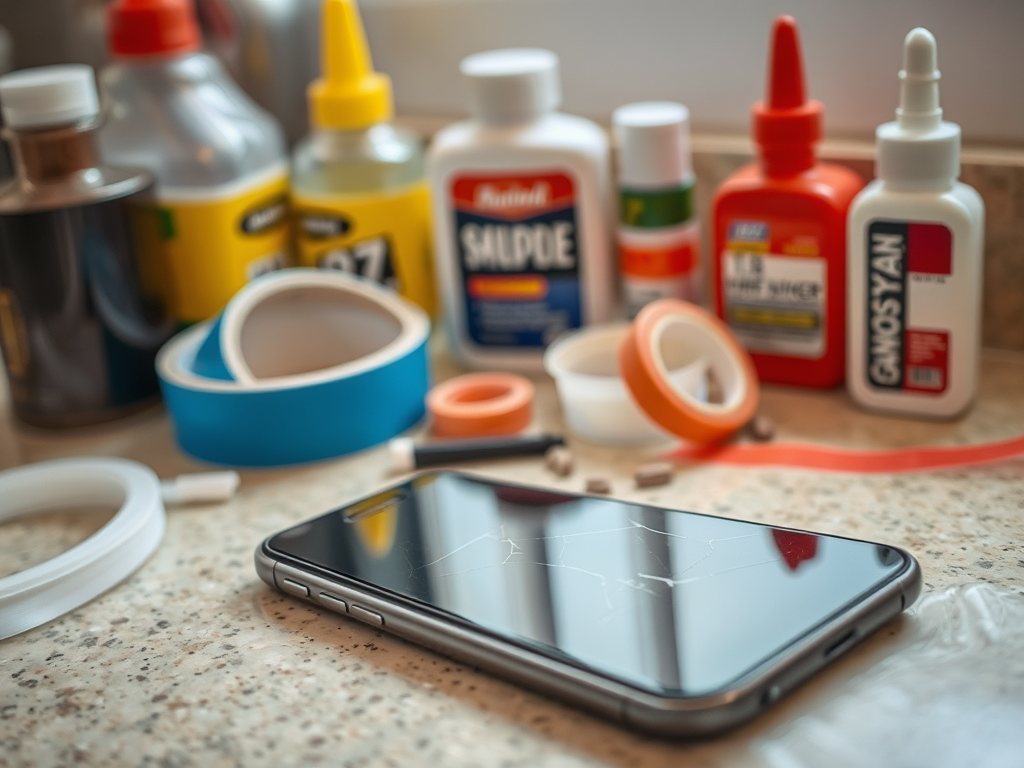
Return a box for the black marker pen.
[389,434,565,472]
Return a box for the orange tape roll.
[619,299,759,444]
[427,373,534,438]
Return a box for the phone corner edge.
[254,540,278,589]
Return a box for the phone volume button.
[319,592,349,613]
[349,605,385,627]
[280,577,310,598]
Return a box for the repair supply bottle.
[0,65,172,427]
[712,16,863,388]
[429,48,614,372]
[291,0,435,315]
[613,102,700,318]
[848,29,983,418]
[99,0,290,326]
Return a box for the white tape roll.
[157,270,431,467]
[0,458,165,640]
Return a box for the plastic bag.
[753,583,1024,768]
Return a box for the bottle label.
[619,182,693,228]
[134,166,291,324]
[293,181,435,315]
[451,171,581,348]
[722,219,826,358]
[619,223,700,318]
[863,220,952,394]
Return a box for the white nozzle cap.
[613,101,693,188]
[0,64,100,130]
[897,28,942,130]
[461,48,560,125]
[876,28,960,190]
[160,471,240,506]
[388,437,416,473]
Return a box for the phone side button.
[319,592,349,614]
[280,578,310,598]
[349,605,385,627]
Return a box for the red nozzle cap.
[753,16,822,148]
[108,0,201,57]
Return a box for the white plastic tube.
[0,458,165,640]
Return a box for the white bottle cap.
[0,64,100,130]
[876,28,960,190]
[460,48,561,125]
[613,101,693,188]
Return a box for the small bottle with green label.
[613,102,700,318]
[291,0,435,315]
[99,0,291,326]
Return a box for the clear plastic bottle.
[0,65,171,427]
[429,49,614,372]
[847,29,984,418]
[98,0,290,325]
[291,0,435,315]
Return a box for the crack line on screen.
[416,517,768,606]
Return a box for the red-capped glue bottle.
[847,29,983,418]
[712,16,863,388]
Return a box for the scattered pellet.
[705,368,725,404]
[585,477,611,495]
[544,445,574,477]
[634,461,674,488]
[748,414,776,442]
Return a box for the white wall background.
[361,0,1024,146]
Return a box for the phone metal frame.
[255,472,922,738]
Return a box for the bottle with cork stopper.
[847,28,983,418]
[712,16,864,388]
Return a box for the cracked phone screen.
[269,472,908,697]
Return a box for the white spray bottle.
[847,28,984,418]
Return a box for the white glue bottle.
[612,102,701,318]
[847,28,984,418]
[429,49,613,372]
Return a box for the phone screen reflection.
[269,473,905,696]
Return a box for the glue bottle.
[99,0,290,326]
[0,65,171,427]
[429,48,613,372]
[847,29,983,418]
[712,16,863,388]
[613,101,700,318]
[291,0,435,315]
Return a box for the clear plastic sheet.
[753,583,1024,768]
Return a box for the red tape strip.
[664,434,1024,474]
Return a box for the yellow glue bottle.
[291,0,435,315]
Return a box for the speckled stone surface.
[2,346,1024,767]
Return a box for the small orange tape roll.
[619,299,759,444]
[427,373,534,438]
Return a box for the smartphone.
[256,470,921,737]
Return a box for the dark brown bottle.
[0,64,171,427]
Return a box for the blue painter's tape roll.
[156,270,430,467]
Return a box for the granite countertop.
[2,345,1023,767]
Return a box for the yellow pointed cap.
[309,0,392,129]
